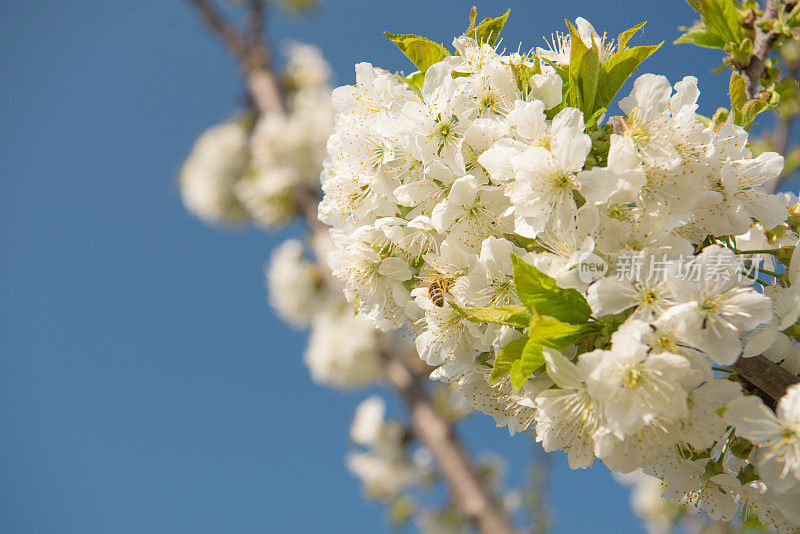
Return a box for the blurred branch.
[187,0,250,61]
[763,46,799,189]
[741,0,781,97]
[383,349,521,534]
[247,0,265,47]
[526,447,552,534]
[186,0,283,114]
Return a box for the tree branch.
[247,0,265,47]
[187,0,250,61]
[383,348,521,534]
[732,355,799,402]
[186,0,283,114]
[742,0,781,97]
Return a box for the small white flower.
[656,458,741,521]
[534,348,602,469]
[431,175,512,250]
[304,307,383,388]
[665,245,772,365]
[350,395,386,447]
[179,121,249,225]
[265,239,319,327]
[725,384,800,493]
[414,293,488,366]
[581,337,691,437]
[506,107,592,236]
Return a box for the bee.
[427,274,455,307]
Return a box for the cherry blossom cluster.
[179,42,388,388]
[180,43,333,228]
[237,43,334,228]
[266,236,385,388]
[320,17,800,530]
[178,35,531,533]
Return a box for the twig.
[383,348,521,534]
[732,355,799,402]
[186,0,283,114]
[742,0,781,97]
[247,0,265,47]
[187,0,249,62]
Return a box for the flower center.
[701,295,722,316]
[623,366,642,388]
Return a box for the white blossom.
[304,307,383,388]
[725,385,800,493]
[179,120,249,225]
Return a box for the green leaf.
[491,335,528,382]
[511,254,592,324]
[585,107,607,129]
[491,313,588,387]
[509,358,528,389]
[511,341,544,389]
[730,71,748,113]
[384,32,450,73]
[402,71,425,92]
[789,1,800,27]
[450,302,531,329]
[675,27,726,48]
[739,98,774,128]
[565,20,600,117]
[617,21,646,50]
[689,0,743,44]
[466,6,478,33]
[729,72,776,129]
[510,59,541,93]
[510,315,587,388]
[725,37,753,66]
[528,315,587,349]
[594,43,661,111]
[467,9,510,46]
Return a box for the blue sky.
[0,1,784,533]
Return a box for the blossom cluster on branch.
[320,12,800,531]
[178,37,525,532]
[179,42,333,228]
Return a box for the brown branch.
[247,0,265,47]
[742,0,781,97]
[187,0,250,61]
[186,0,283,114]
[732,355,799,402]
[383,349,521,534]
